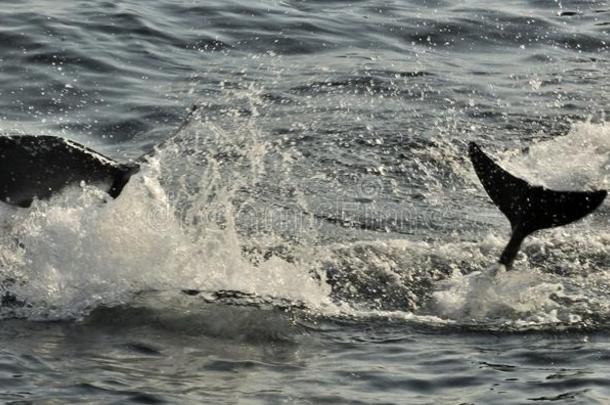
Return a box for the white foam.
[502,121,609,192]
[432,265,563,320]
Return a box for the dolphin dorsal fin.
[468,142,607,267]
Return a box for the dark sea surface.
[0,0,609,403]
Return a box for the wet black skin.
[0,106,200,208]
[0,135,139,208]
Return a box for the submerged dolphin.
[469,142,607,269]
[0,106,198,208]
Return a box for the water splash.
[0,88,334,320]
[426,122,609,328]
[0,88,607,332]
[503,121,609,191]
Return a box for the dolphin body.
[468,142,607,269]
[0,106,198,208]
[0,135,140,208]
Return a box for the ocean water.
[0,0,609,403]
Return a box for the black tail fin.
[468,142,607,268]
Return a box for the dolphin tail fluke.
[468,142,607,268]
